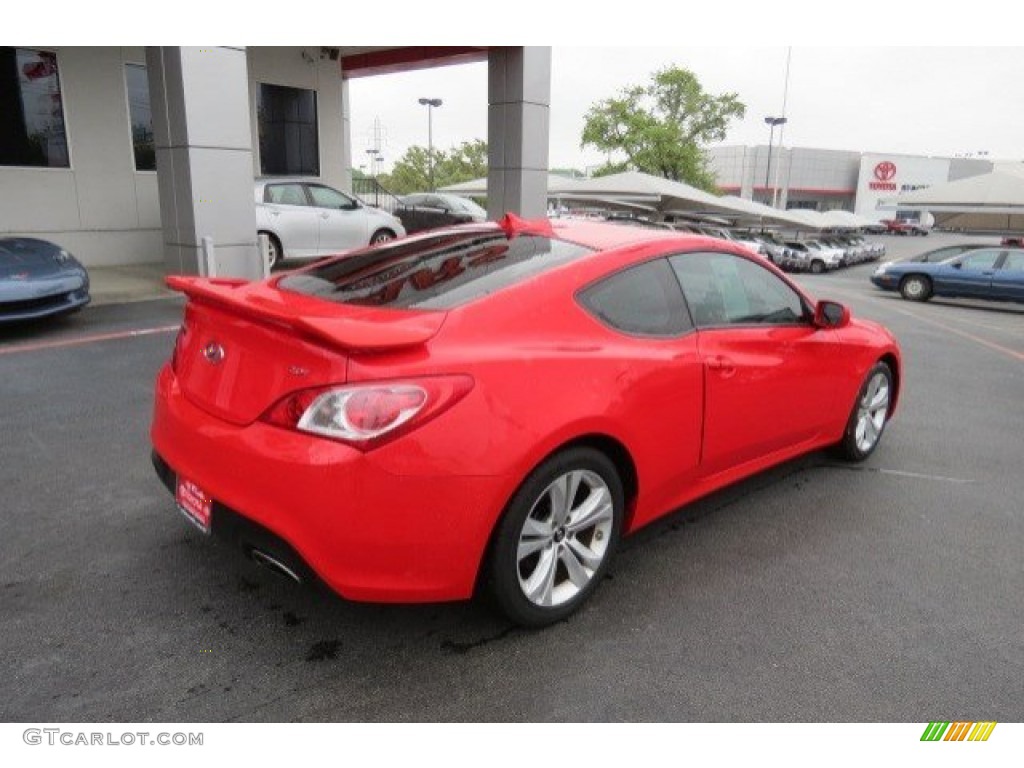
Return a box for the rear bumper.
[150,365,511,603]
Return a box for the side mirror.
[813,300,850,329]
[951,262,962,269]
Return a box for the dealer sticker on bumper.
[175,477,212,534]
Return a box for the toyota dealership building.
[707,144,1006,222]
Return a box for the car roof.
[255,178,328,187]
[545,218,695,250]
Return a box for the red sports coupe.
[151,215,902,626]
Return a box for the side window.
[579,259,693,337]
[923,247,962,263]
[1000,252,1024,271]
[307,184,355,209]
[958,250,1001,271]
[670,252,807,328]
[265,184,308,206]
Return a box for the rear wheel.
[487,447,623,627]
[899,275,932,302]
[834,362,893,462]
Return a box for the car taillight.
[261,375,473,450]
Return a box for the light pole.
[764,116,787,206]
[418,97,443,191]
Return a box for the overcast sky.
[349,46,1024,174]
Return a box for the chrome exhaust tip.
[249,548,302,584]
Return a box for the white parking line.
[0,324,178,356]
[875,468,975,484]
[817,284,1024,363]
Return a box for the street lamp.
[764,116,787,206]
[418,97,443,191]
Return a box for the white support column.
[146,46,260,278]
[487,47,551,219]
[340,77,353,194]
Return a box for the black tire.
[486,447,624,627]
[370,228,396,245]
[810,259,825,274]
[833,361,893,462]
[899,274,932,302]
[260,231,282,269]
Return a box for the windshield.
[446,196,487,217]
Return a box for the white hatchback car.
[254,179,406,266]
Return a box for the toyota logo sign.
[874,161,897,182]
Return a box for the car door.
[669,251,845,477]
[990,250,1024,301]
[306,183,368,254]
[576,257,704,524]
[262,183,319,257]
[933,248,1002,297]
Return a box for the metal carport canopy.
[886,167,1024,231]
[718,195,827,230]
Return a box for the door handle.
[320,212,330,219]
[269,211,280,217]
[707,355,737,377]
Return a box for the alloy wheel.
[854,371,890,454]
[516,469,613,607]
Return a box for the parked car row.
[643,221,886,275]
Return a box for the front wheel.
[370,228,396,245]
[834,362,893,462]
[486,447,624,627]
[810,259,825,274]
[900,275,932,302]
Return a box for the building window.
[0,48,70,168]
[257,83,319,176]
[125,64,155,171]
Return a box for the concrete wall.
[0,46,162,266]
[708,144,860,211]
[247,47,349,192]
[0,46,352,268]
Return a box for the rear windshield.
[278,230,594,310]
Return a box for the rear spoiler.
[165,275,445,353]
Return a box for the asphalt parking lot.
[2,234,1022,722]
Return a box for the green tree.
[380,145,438,194]
[380,139,489,195]
[439,139,488,187]
[581,66,745,191]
